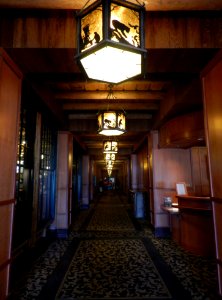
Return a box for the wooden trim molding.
[0,259,11,271]
[0,48,23,78]
[211,197,222,203]
[216,258,222,267]
[0,198,15,206]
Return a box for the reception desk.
[162,196,215,256]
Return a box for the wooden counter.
[176,195,211,210]
[162,196,215,256]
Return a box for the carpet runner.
[8,190,218,300]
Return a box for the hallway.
[9,191,218,300]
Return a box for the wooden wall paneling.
[0,49,22,298]
[180,209,215,256]
[121,160,129,194]
[198,147,211,196]
[13,10,76,48]
[191,147,202,195]
[202,50,222,295]
[190,147,210,196]
[0,200,15,299]
[0,52,22,201]
[202,56,222,197]
[1,10,222,49]
[159,111,205,149]
[146,12,222,48]
[170,214,181,244]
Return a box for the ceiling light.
[98,84,126,136]
[104,153,116,161]
[98,110,126,136]
[76,0,146,84]
[103,140,118,154]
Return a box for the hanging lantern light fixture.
[76,0,147,84]
[107,166,113,172]
[98,85,126,136]
[98,110,126,136]
[106,160,114,167]
[104,153,116,161]
[103,140,118,154]
[107,169,112,176]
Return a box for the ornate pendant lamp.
[104,153,115,161]
[98,110,126,136]
[98,85,126,136]
[106,160,114,167]
[103,140,118,154]
[107,169,112,176]
[76,0,146,84]
[107,166,113,172]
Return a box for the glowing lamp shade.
[107,169,112,176]
[76,0,146,84]
[98,111,126,136]
[103,140,118,154]
[80,46,142,84]
[106,160,114,167]
[104,153,115,161]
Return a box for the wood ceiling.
[1,0,221,169]
[1,0,222,10]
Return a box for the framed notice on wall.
[176,182,188,195]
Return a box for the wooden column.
[202,50,222,296]
[54,132,73,238]
[82,155,90,209]
[0,49,22,298]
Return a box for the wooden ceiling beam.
[56,91,164,101]
[1,10,222,49]
[63,102,159,110]
[0,0,221,11]
[68,113,152,120]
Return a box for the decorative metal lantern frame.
[103,140,118,153]
[107,169,112,176]
[76,0,147,84]
[98,111,126,136]
[106,160,114,167]
[104,153,115,161]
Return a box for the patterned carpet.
[9,191,219,300]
